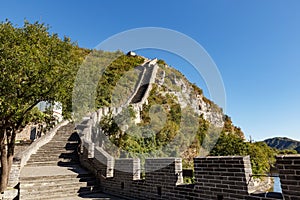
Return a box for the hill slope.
[264,137,300,153]
[82,51,284,174]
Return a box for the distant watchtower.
[127,51,137,56]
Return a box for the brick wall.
[193,156,252,199]
[79,144,300,200]
[76,113,300,200]
[276,155,300,200]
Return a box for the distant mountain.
[264,137,300,153]
[295,146,300,153]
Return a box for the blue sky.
[1,0,300,141]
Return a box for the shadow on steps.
[57,131,104,198]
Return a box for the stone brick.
[76,111,300,200]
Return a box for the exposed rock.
[154,65,224,128]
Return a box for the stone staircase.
[130,62,156,104]
[20,123,122,200]
[25,124,80,167]
[130,83,149,104]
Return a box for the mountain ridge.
[88,51,281,174]
[264,137,300,153]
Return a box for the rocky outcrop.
[101,55,224,128]
[155,65,224,128]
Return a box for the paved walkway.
[20,165,125,200]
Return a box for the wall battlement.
[76,110,300,200]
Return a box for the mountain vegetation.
[96,55,279,175]
[264,137,300,153]
[2,20,295,192]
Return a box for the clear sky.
[1,0,300,141]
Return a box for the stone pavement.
[19,123,124,200]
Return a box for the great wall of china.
[4,58,300,200]
[75,105,300,200]
[75,59,300,200]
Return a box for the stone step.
[38,145,78,150]
[21,185,100,197]
[20,188,104,200]
[27,159,79,163]
[20,123,107,199]
[32,148,76,155]
[25,161,80,167]
[20,181,96,193]
[35,148,77,153]
[27,157,79,163]
[45,141,79,145]
[28,155,79,163]
[37,146,77,150]
[29,157,75,161]
[28,154,78,159]
[37,148,77,152]
[21,171,92,181]
[40,143,78,147]
[20,188,81,200]
[29,152,77,157]
[30,152,78,157]
[21,175,95,184]
[52,135,77,139]
[20,180,97,189]
[44,145,77,148]
[29,154,75,159]
[28,155,78,161]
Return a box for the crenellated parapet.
[276,155,300,199]
[77,111,300,200]
[75,112,300,199]
[75,109,300,200]
[194,156,252,199]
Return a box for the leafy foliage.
[210,133,278,175]
[100,84,182,156]
[96,54,144,107]
[0,20,85,191]
[222,115,244,138]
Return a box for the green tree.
[0,21,83,191]
[222,115,244,138]
[210,133,277,175]
[210,133,249,156]
[247,142,275,175]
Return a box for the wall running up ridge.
[76,112,300,200]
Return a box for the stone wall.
[14,120,69,170]
[3,121,69,200]
[81,146,297,200]
[77,124,300,200]
[138,59,159,105]
[76,110,300,200]
[78,107,300,200]
[276,155,300,200]
[124,65,146,106]
[193,156,252,199]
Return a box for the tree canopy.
[0,20,86,191]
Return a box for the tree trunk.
[0,141,8,193]
[6,130,16,187]
[0,127,16,193]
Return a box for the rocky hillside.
[154,61,225,128]
[96,52,247,168]
[92,51,283,175]
[264,137,300,153]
